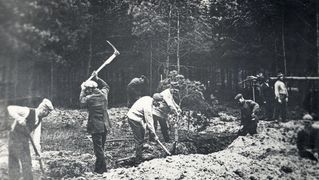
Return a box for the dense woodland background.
[0,0,318,115]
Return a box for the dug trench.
[114,130,238,168]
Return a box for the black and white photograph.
[0,0,319,179]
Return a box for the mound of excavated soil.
[70,121,319,180]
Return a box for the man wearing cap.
[80,71,111,174]
[274,72,288,122]
[8,98,54,180]
[234,94,260,136]
[127,75,148,107]
[151,82,181,142]
[127,93,164,162]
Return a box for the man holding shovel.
[80,71,111,174]
[234,94,260,136]
[151,81,181,143]
[8,98,54,180]
[127,93,170,163]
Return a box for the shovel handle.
[156,139,171,155]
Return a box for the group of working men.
[6,71,291,179]
[80,72,181,173]
[6,71,181,179]
[233,72,289,136]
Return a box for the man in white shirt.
[127,93,164,162]
[151,82,181,142]
[7,98,54,180]
[274,73,288,122]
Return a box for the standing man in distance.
[260,76,274,121]
[80,71,111,174]
[127,75,148,107]
[274,72,289,122]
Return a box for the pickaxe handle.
[87,41,120,81]
[156,139,171,156]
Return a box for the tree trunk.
[281,6,287,75]
[150,40,153,94]
[165,5,172,77]
[50,61,54,100]
[317,0,319,75]
[177,11,180,73]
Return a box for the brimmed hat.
[234,93,243,100]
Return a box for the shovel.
[156,139,171,156]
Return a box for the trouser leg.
[9,131,33,180]
[8,133,21,180]
[128,119,145,161]
[265,101,273,120]
[149,117,158,142]
[247,120,258,135]
[92,132,107,173]
[279,94,287,122]
[157,117,170,142]
[20,142,33,180]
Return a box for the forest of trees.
[0,0,318,109]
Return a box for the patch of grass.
[42,126,92,153]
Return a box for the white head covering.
[82,80,98,88]
[38,98,54,110]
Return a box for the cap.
[277,72,283,77]
[39,98,54,110]
[234,93,243,100]
[153,93,163,101]
[83,80,98,88]
[170,81,179,88]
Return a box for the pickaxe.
[87,41,120,81]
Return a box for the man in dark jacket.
[235,94,260,136]
[297,121,319,161]
[260,77,274,120]
[7,98,54,180]
[80,71,111,174]
[127,75,148,107]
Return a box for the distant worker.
[297,121,319,161]
[8,98,54,180]
[151,81,181,142]
[274,72,288,122]
[234,94,260,136]
[127,75,148,107]
[260,76,274,121]
[80,71,111,174]
[127,94,164,162]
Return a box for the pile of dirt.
[70,121,319,180]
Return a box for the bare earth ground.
[0,107,319,179]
